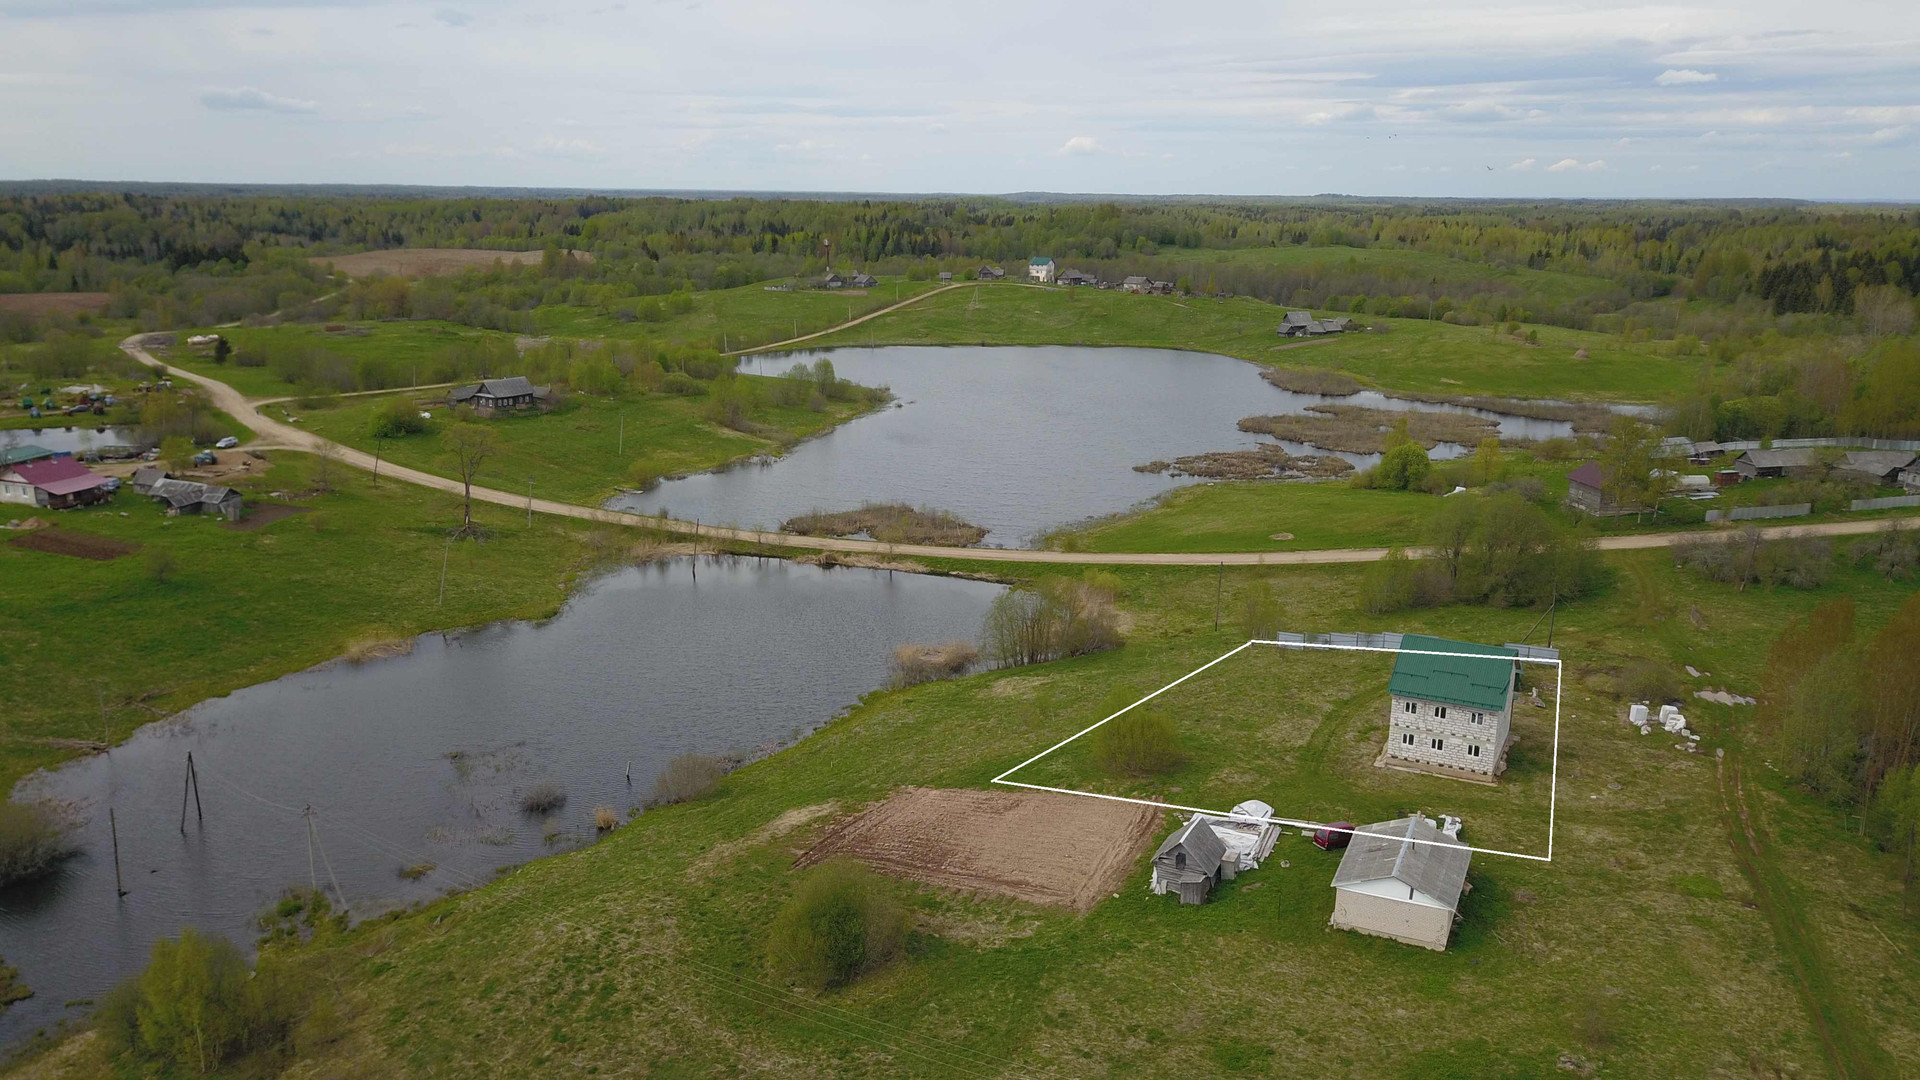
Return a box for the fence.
[1677,437,1920,458]
[1851,495,1920,512]
[1705,503,1812,523]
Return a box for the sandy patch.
[689,802,840,880]
[796,787,1160,913]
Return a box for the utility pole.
[98,685,109,747]
[438,537,450,606]
[618,412,625,457]
[372,434,384,485]
[526,479,534,526]
[110,808,127,897]
[179,751,203,832]
[1214,563,1224,631]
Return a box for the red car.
[1312,822,1355,851]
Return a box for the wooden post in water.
[110,808,128,897]
[180,751,204,832]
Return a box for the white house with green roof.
[1384,635,1518,781]
[1028,256,1056,283]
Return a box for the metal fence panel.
[1851,495,1920,511]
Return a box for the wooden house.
[0,456,112,509]
[449,376,548,414]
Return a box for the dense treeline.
[4,190,1918,332]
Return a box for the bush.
[1374,442,1432,491]
[95,928,304,1074]
[143,547,179,584]
[1616,658,1685,704]
[660,371,704,396]
[652,754,726,806]
[519,780,567,814]
[0,801,76,887]
[1359,548,1454,614]
[766,860,908,989]
[1092,708,1185,777]
[888,641,979,688]
[982,579,1123,668]
[1240,579,1284,639]
[1673,529,1833,590]
[368,396,427,439]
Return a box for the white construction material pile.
[1200,803,1282,870]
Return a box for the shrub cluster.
[982,576,1124,668]
[0,801,76,887]
[887,641,979,688]
[1092,708,1185,777]
[766,860,908,989]
[651,754,727,806]
[96,928,312,1074]
[1364,492,1604,613]
[1672,529,1833,590]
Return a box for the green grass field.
[1162,244,1622,311]
[7,470,1917,1077]
[295,376,877,505]
[809,283,1692,402]
[155,321,518,400]
[532,276,946,350]
[80,551,1896,1079]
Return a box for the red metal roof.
[10,456,109,496]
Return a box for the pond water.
[0,426,140,456]
[0,557,1002,1047]
[605,346,1583,546]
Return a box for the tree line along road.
[121,333,1916,567]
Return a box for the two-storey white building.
[1027,256,1056,283]
[1384,634,1518,782]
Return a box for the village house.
[0,444,58,469]
[1150,817,1234,905]
[1056,269,1096,286]
[1903,464,1920,494]
[850,272,879,288]
[1277,312,1353,337]
[138,469,244,521]
[1732,448,1812,479]
[820,272,847,289]
[1383,635,1518,782]
[1028,256,1056,283]
[0,455,112,509]
[1836,450,1916,484]
[448,376,550,415]
[978,265,1006,280]
[1562,459,1655,516]
[1329,815,1472,951]
[938,271,953,282]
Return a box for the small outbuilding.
[1837,450,1916,484]
[1329,815,1472,951]
[1733,448,1814,479]
[1150,817,1234,905]
[978,265,1006,280]
[850,272,879,288]
[0,444,58,468]
[1056,269,1096,286]
[145,477,244,522]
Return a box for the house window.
[1403,701,1417,714]
[1468,744,1482,758]
[1402,733,1415,746]
[1431,738,1444,751]
[1174,852,1186,869]
[1472,712,1483,724]
[1435,706,1448,719]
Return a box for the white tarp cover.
[1196,813,1281,870]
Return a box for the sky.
[1,0,1916,199]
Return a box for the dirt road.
[724,280,969,355]
[123,333,1914,567]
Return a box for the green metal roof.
[1029,256,1053,265]
[1389,634,1516,713]
[0,444,55,467]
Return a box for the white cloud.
[199,86,317,114]
[1546,157,1607,172]
[1058,135,1099,155]
[1508,158,1536,171]
[1655,68,1719,85]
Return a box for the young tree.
[442,422,497,536]
[211,337,231,366]
[1865,591,1920,788]
[1426,493,1482,580]
[159,434,195,473]
[1600,418,1660,522]
[1872,764,1920,909]
[1471,438,1504,486]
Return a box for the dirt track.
[118,333,1917,566]
[797,787,1162,912]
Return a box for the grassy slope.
[296,378,875,506]
[0,455,608,792]
[155,321,517,400]
[532,277,946,350]
[21,554,1884,1079]
[1164,244,1620,310]
[807,283,1693,402]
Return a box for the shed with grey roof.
[1329,815,1472,951]
[1838,449,1916,483]
[145,477,244,521]
[450,376,549,413]
[1734,448,1814,479]
[1149,817,1235,905]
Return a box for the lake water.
[0,557,1002,1047]
[605,346,1582,546]
[0,426,139,456]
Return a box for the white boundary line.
[990,638,1563,863]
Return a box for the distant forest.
[3,190,1917,325]
[4,189,1919,441]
